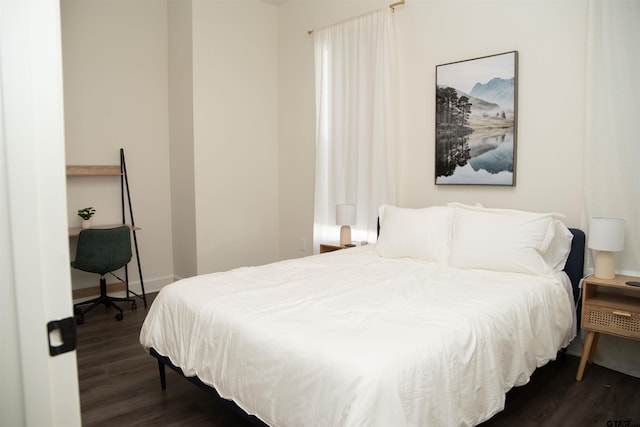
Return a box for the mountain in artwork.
[469,77,515,111]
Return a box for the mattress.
[140,245,575,426]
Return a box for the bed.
[140,203,585,426]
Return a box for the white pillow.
[448,204,557,275]
[542,220,574,271]
[376,205,452,263]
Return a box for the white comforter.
[140,245,575,427]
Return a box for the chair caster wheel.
[115,313,124,321]
[131,302,137,311]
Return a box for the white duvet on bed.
[140,245,575,427]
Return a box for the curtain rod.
[307,0,404,35]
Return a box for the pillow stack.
[376,203,573,275]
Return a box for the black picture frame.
[435,51,518,185]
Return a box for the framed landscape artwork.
[435,51,518,185]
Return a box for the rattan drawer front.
[584,305,640,339]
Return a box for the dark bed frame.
[148,228,585,425]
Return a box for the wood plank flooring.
[76,292,640,426]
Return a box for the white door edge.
[0,1,82,425]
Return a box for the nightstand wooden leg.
[588,333,599,363]
[576,331,596,381]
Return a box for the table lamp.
[336,204,356,246]
[588,217,625,279]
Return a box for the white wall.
[61,0,175,293]
[168,0,198,279]
[63,0,280,284]
[191,1,280,273]
[397,1,586,218]
[278,0,587,259]
[60,0,589,296]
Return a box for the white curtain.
[580,0,640,379]
[584,0,640,275]
[312,8,398,251]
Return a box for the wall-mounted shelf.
[66,165,122,176]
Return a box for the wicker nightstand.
[576,274,640,381]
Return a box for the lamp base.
[594,251,616,280]
[340,225,352,246]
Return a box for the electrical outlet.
[298,238,306,252]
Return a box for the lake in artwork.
[435,52,517,185]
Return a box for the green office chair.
[72,226,137,324]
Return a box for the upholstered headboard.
[565,228,586,304]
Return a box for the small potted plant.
[77,207,96,229]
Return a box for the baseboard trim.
[72,282,126,300]
[72,275,174,301]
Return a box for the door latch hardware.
[47,317,77,356]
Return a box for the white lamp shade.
[336,204,356,225]
[588,217,625,251]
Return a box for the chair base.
[74,276,137,324]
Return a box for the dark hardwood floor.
[76,292,640,426]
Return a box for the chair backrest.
[72,226,132,275]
